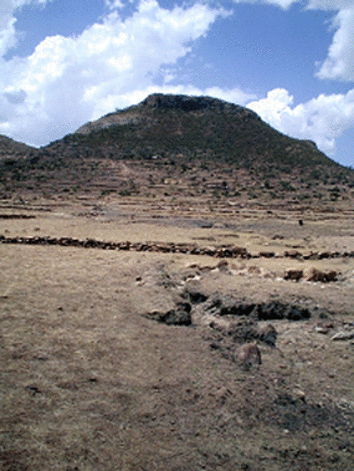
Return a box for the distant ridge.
[0,93,353,201]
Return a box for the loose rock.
[234,343,262,367]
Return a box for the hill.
[0,93,353,204]
[0,134,35,162]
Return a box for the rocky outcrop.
[141,93,259,117]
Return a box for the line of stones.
[1,234,354,260]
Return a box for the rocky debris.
[284,250,303,259]
[145,302,192,326]
[234,343,262,368]
[210,317,260,342]
[258,323,278,347]
[0,235,250,258]
[199,297,311,321]
[291,386,306,402]
[246,265,262,275]
[257,302,311,321]
[315,321,334,335]
[210,317,278,347]
[304,267,338,282]
[1,235,353,268]
[284,269,303,281]
[331,330,354,341]
[216,260,229,272]
[0,214,36,219]
[258,251,275,258]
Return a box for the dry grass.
[1,198,354,470]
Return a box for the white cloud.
[0,0,226,146]
[203,86,257,105]
[233,0,354,82]
[105,0,125,9]
[232,0,297,10]
[247,88,354,155]
[315,8,354,81]
[0,0,49,56]
[307,0,354,8]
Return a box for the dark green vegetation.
[0,93,353,203]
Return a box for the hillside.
[0,93,353,204]
[1,94,354,471]
[0,134,35,162]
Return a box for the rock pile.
[284,267,338,282]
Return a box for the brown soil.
[1,195,353,470]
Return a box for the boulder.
[304,267,337,282]
[146,303,192,326]
[216,260,229,271]
[284,269,303,281]
[258,324,277,347]
[284,250,302,259]
[258,251,275,258]
[235,343,262,367]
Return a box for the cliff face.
[140,93,258,116]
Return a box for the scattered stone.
[248,266,261,275]
[284,250,302,259]
[284,269,303,281]
[258,324,277,346]
[318,251,330,259]
[315,321,334,334]
[234,343,262,367]
[216,260,229,271]
[316,327,330,334]
[331,331,354,341]
[258,251,275,258]
[146,303,192,326]
[257,302,311,321]
[304,267,338,282]
[292,387,306,402]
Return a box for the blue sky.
[0,0,353,167]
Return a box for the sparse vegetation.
[0,94,354,470]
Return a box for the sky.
[0,0,353,167]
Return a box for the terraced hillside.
[0,93,353,203]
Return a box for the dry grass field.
[1,195,354,470]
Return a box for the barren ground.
[0,195,353,470]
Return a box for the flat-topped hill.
[0,93,353,203]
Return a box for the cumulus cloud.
[0,0,227,146]
[233,0,354,82]
[0,0,49,56]
[247,88,354,155]
[315,8,354,81]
